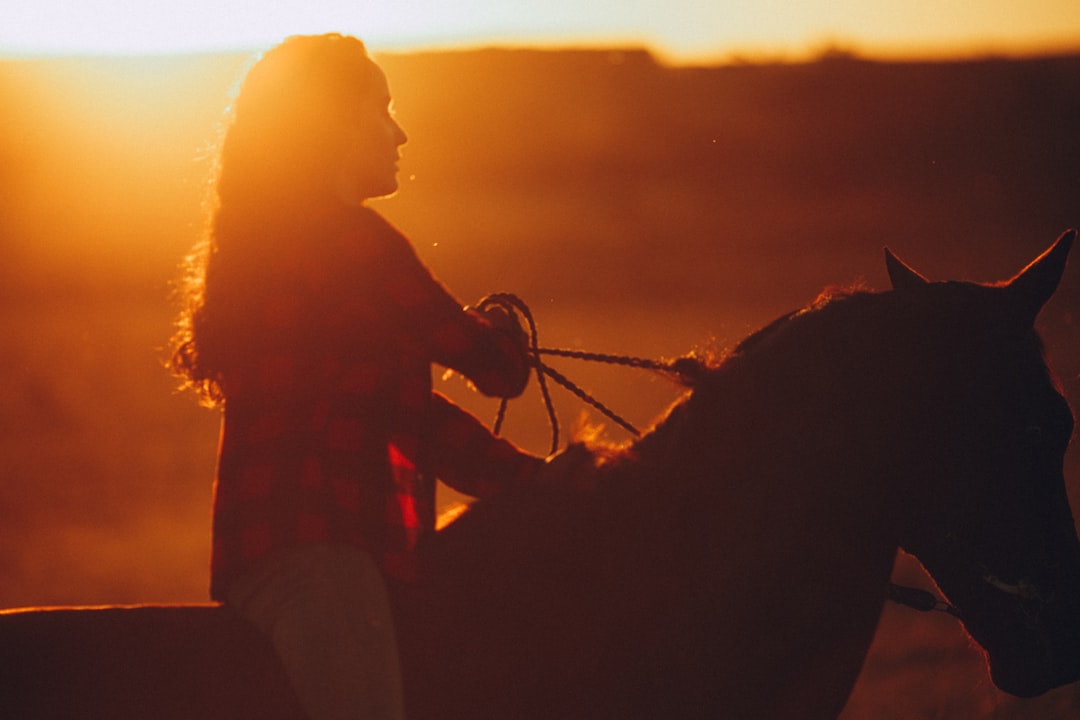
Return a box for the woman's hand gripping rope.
[474,293,707,456]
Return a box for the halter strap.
[887,583,960,617]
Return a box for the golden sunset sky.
[3,0,1080,61]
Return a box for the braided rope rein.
[476,293,705,455]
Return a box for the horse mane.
[677,283,870,376]
[581,283,876,469]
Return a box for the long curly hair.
[169,34,383,406]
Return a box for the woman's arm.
[424,392,542,498]
[330,210,530,398]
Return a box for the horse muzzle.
[977,577,1080,698]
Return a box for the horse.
[1,231,1078,719]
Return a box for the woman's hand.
[479,305,529,354]
[472,304,531,397]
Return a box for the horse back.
[0,604,306,720]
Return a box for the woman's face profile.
[335,62,409,204]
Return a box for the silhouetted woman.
[170,33,543,720]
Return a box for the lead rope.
[476,293,959,620]
[477,293,705,455]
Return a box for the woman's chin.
[336,180,399,205]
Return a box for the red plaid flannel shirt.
[209,207,540,596]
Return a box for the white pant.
[225,543,407,720]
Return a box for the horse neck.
[597,304,913,665]
[655,296,936,543]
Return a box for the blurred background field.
[1,48,1079,717]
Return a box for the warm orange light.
[2,0,1078,62]
[5,53,248,287]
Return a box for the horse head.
[886,230,1080,698]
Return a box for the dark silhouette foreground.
[3,232,1080,719]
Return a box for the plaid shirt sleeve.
[328,209,530,399]
[425,392,543,498]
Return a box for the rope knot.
[669,356,709,386]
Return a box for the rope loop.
[475,293,705,455]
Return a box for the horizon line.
[2,35,1080,66]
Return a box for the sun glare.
[2,0,1078,61]
[2,1,435,56]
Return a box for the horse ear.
[884,247,930,289]
[1006,229,1075,322]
